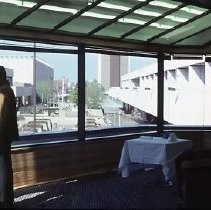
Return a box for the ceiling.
[0,0,211,54]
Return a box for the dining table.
[118,136,192,181]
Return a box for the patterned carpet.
[14,168,180,209]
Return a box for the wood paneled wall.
[12,138,126,188]
[11,131,211,188]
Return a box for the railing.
[107,85,211,125]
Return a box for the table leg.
[121,167,129,177]
[162,162,176,181]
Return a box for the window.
[0,40,78,136]
[85,52,157,131]
[164,59,208,126]
[0,40,160,142]
[35,52,78,133]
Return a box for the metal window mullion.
[33,43,37,132]
[78,45,86,141]
[157,52,164,134]
[0,45,78,54]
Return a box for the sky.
[130,56,156,72]
[0,48,156,83]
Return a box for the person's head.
[0,65,7,82]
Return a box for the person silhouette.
[0,66,19,208]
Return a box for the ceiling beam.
[203,38,211,49]
[0,25,206,54]
[10,0,50,26]
[87,0,153,36]
[121,3,187,40]
[52,0,105,32]
[0,44,78,54]
[147,9,211,43]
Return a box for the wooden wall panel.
[12,139,125,188]
[12,131,211,188]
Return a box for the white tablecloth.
[118,136,192,181]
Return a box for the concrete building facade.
[98,55,128,90]
[108,59,211,125]
[0,56,54,106]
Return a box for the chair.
[176,153,211,209]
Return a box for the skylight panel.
[151,22,173,29]
[181,7,207,15]
[40,5,77,14]
[0,0,16,3]
[134,9,161,17]
[165,15,188,23]
[119,18,146,25]
[163,25,194,38]
[149,0,178,9]
[0,0,35,7]
[98,2,129,11]
[83,12,115,19]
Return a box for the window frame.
[0,40,178,147]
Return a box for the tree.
[36,81,52,104]
[69,86,78,105]
[69,80,105,109]
[86,80,105,109]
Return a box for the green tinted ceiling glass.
[17,9,69,29]
[0,0,210,51]
[175,28,211,46]
[126,26,165,41]
[16,0,86,29]
[152,12,211,44]
[60,17,105,34]
[0,1,33,24]
[95,22,139,38]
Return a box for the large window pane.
[0,41,78,136]
[0,49,34,135]
[35,52,78,133]
[85,53,157,130]
[164,59,206,126]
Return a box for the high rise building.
[98,55,128,90]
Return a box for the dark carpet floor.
[14,168,180,209]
